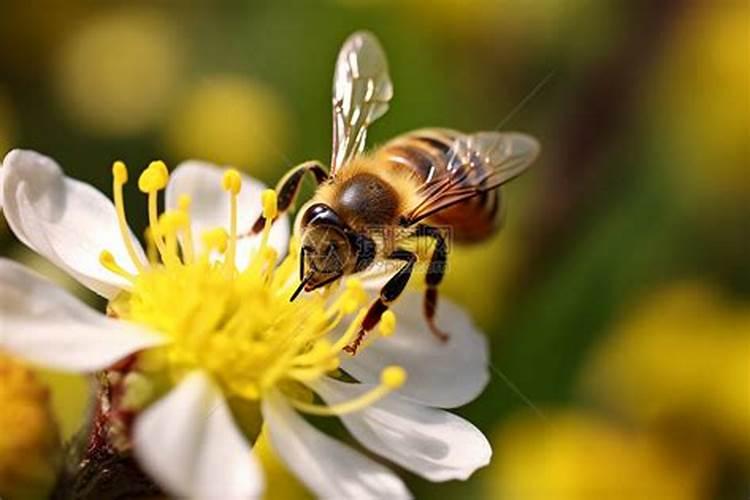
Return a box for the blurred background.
[0,0,748,499]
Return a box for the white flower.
[0,150,491,499]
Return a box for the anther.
[159,211,187,232]
[150,160,169,182]
[112,161,128,184]
[202,228,229,253]
[380,365,406,388]
[262,189,278,220]
[99,250,116,267]
[99,250,135,281]
[138,160,169,193]
[379,311,397,337]
[222,169,242,195]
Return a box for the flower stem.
[50,372,163,500]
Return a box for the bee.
[252,31,539,353]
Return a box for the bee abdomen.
[377,128,502,243]
[376,130,453,181]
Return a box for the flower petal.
[165,160,290,269]
[313,378,492,481]
[133,371,263,499]
[261,391,411,500]
[0,259,164,372]
[1,149,145,298]
[340,291,489,408]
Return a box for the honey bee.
[252,31,539,353]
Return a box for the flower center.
[99,161,404,415]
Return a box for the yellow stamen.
[260,189,277,249]
[287,359,340,382]
[222,170,242,275]
[178,195,195,263]
[137,161,169,192]
[222,169,242,195]
[111,161,145,273]
[291,338,336,366]
[288,366,407,416]
[99,250,135,281]
[262,189,278,220]
[144,227,159,264]
[259,246,278,280]
[101,159,401,418]
[139,161,170,264]
[381,365,407,387]
[202,228,229,254]
[324,279,367,320]
[379,311,396,337]
[159,211,186,265]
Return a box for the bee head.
[292,204,355,299]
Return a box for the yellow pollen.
[381,365,407,388]
[159,210,187,232]
[256,189,278,251]
[138,161,169,193]
[113,160,128,184]
[100,161,398,418]
[158,211,186,266]
[379,311,397,337]
[262,189,278,220]
[222,169,242,195]
[137,161,172,265]
[202,228,229,253]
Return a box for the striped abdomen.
[374,128,503,243]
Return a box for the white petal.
[133,371,263,500]
[165,160,290,269]
[313,378,492,481]
[261,391,411,500]
[0,259,164,372]
[340,292,489,408]
[1,150,145,298]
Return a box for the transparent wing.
[331,31,393,175]
[404,132,539,224]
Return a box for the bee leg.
[414,225,450,342]
[344,249,416,355]
[250,161,329,234]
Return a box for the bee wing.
[330,31,393,175]
[404,131,539,225]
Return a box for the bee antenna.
[290,273,313,302]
